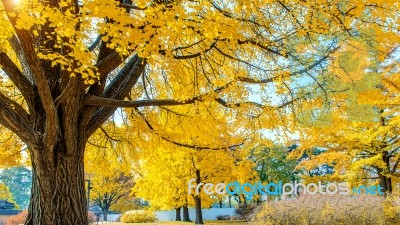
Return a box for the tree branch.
[159,41,217,60]
[84,56,146,136]
[54,78,73,108]
[8,35,33,83]
[88,41,128,97]
[0,52,35,108]
[391,158,400,174]
[84,95,201,108]
[85,94,298,113]
[2,0,58,148]
[134,108,247,150]
[95,51,125,85]
[88,35,103,52]
[0,92,35,143]
[103,54,143,98]
[0,92,31,123]
[214,97,297,109]
[237,39,288,58]
[100,126,120,142]
[119,3,147,10]
[235,53,332,84]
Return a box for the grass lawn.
[107,221,255,225]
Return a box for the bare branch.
[174,39,206,51]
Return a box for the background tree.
[130,106,258,224]
[132,144,256,224]
[0,167,32,209]
[295,147,335,183]
[0,183,19,209]
[250,144,299,201]
[132,146,194,221]
[291,49,400,194]
[0,0,398,224]
[110,195,142,215]
[0,125,24,167]
[132,146,232,224]
[90,172,133,221]
[251,145,299,184]
[85,126,134,222]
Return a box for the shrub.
[234,204,258,221]
[256,194,400,225]
[87,212,96,224]
[120,210,156,223]
[216,215,230,220]
[230,215,241,220]
[6,210,27,225]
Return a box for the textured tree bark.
[25,141,87,225]
[22,80,91,225]
[175,207,181,221]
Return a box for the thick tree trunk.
[175,207,181,221]
[19,54,144,224]
[25,141,87,225]
[182,205,191,222]
[24,88,90,225]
